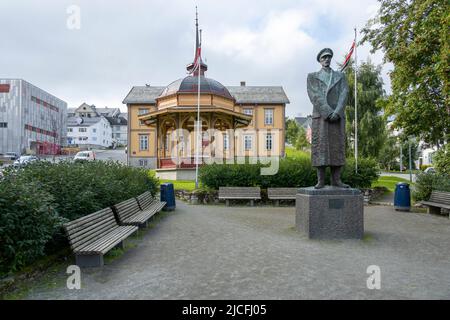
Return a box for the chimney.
[240,81,246,87]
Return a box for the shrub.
[433,144,450,175]
[0,180,63,274]
[413,172,450,201]
[199,156,379,189]
[0,160,159,274]
[3,160,159,222]
[260,157,316,188]
[342,158,380,189]
[420,164,433,171]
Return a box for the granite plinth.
[296,186,364,239]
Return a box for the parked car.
[74,150,96,162]
[13,155,39,167]
[424,167,436,174]
[3,152,20,160]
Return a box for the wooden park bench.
[219,187,261,206]
[113,193,166,228]
[421,191,450,216]
[64,208,138,267]
[136,191,167,215]
[267,188,298,206]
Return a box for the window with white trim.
[244,135,253,151]
[243,108,253,115]
[139,159,148,167]
[138,108,149,115]
[223,134,229,151]
[79,127,87,132]
[264,109,274,125]
[139,135,149,151]
[265,134,273,151]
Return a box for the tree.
[294,126,310,151]
[378,136,398,170]
[285,118,300,145]
[398,135,419,170]
[361,0,450,147]
[284,118,310,151]
[433,143,450,174]
[342,59,387,160]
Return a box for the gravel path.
[24,201,450,300]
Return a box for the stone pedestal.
[296,186,364,239]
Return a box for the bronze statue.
[307,48,350,189]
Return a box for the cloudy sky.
[0,0,390,117]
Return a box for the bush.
[0,160,159,274]
[413,172,450,201]
[420,164,433,171]
[342,158,380,189]
[199,157,379,189]
[3,160,159,222]
[0,180,63,274]
[433,144,450,175]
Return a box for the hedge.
[413,172,450,202]
[199,157,379,189]
[0,160,159,275]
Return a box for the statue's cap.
[317,48,333,62]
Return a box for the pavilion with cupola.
[123,14,289,179]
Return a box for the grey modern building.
[0,79,67,155]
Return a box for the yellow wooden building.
[123,23,289,179]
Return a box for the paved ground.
[23,202,450,300]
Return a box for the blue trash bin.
[160,183,176,211]
[394,182,411,211]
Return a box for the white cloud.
[0,0,391,117]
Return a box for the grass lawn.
[160,180,197,192]
[372,176,412,192]
[285,146,310,159]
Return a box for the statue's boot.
[331,166,350,188]
[314,167,326,189]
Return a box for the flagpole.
[354,27,358,173]
[195,30,201,189]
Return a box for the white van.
[74,151,96,162]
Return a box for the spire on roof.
[187,6,207,76]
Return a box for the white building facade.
[67,103,127,148]
[0,79,67,155]
[67,116,112,148]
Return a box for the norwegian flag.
[341,40,355,72]
[192,45,202,73]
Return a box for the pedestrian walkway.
[24,201,450,299]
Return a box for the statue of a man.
[307,48,350,189]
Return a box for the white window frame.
[244,135,253,151]
[138,108,149,115]
[78,127,87,133]
[243,108,253,115]
[139,135,149,151]
[223,134,229,151]
[264,109,274,125]
[265,133,273,151]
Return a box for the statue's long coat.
[307,69,349,167]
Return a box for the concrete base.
[155,168,196,180]
[296,186,364,239]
